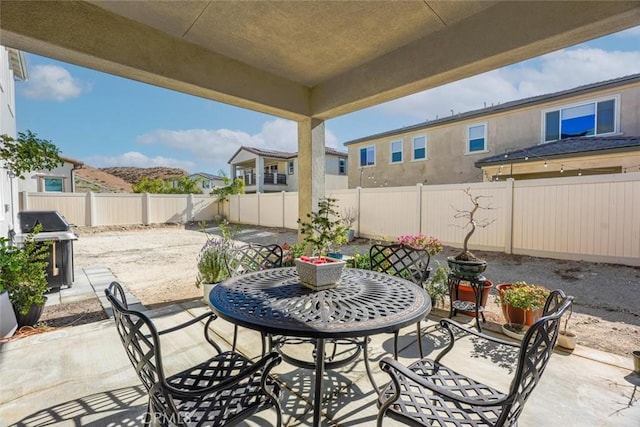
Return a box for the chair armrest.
[379,357,511,408]
[164,351,282,398]
[434,318,519,364]
[440,318,520,348]
[157,312,216,335]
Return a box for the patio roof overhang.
[1,1,639,121]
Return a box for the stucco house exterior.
[187,172,226,195]
[18,155,83,193]
[228,146,348,193]
[343,74,640,187]
[0,46,27,238]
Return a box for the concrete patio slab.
[1,266,638,426]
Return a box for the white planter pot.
[557,331,577,350]
[202,283,219,306]
[0,290,18,338]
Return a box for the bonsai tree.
[452,187,495,261]
[0,225,50,316]
[0,131,63,178]
[297,197,348,257]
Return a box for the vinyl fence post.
[282,191,286,229]
[187,193,194,222]
[416,183,423,235]
[356,186,361,238]
[505,178,514,254]
[87,191,96,227]
[142,193,150,225]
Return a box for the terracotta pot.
[452,280,493,318]
[496,283,542,326]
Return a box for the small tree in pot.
[447,188,495,279]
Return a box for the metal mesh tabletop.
[209,267,431,339]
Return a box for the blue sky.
[16,25,640,175]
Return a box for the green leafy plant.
[424,261,449,307]
[0,225,50,315]
[496,281,550,311]
[297,197,348,256]
[282,242,306,267]
[0,131,63,179]
[195,220,235,287]
[132,176,203,194]
[211,170,246,216]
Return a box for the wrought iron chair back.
[226,243,283,277]
[498,289,573,424]
[105,282,182,422]
[369,243,431,286]
[105,281,283,427]
[377,289,574,427]
[369,243,432,359]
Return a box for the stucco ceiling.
[1,1,639,121]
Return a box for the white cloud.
[134,118,341,173]
[83,152,195,171]
[20,65,88,101]
[378,47,640,120]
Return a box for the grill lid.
[18,211,71,233]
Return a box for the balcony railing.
[242,173,287,186]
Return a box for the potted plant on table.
[295,197,348,290]
[0,225,51,328]
[447,187,495,279]
[495,281,550,338]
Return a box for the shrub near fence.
[20,172,640,266]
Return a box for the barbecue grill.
[13,211,78,289]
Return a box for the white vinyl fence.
[20,172,640,266]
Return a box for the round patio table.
[209,267,431,427]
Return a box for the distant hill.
[75,165,133,193]
[101,167,188,185]
[74,166,189,193]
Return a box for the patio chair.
[377,289,573,427]
[225,243,283,352]
[105,281,283,427]
[370,243,432,358]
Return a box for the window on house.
[544,98,616,142]
[390,140,403,163]
[413,135,426,160]
[467,124,486,153]
[339,158,346,175]
[288,160,294,175]
[44,177,64,192]
[359,146,375,167]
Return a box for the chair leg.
[232,325,239,351]
[393,331,399,360]
[363,337,379,392]
[416,320,424,359]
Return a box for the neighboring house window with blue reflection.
[359,146,375,166]
[44,177,64,192]
[412,135,427,160]
[390,140,403,163]
[339,158,347,175]
[467,124,486,153]
[543,97,617,142]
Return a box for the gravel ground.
[43,223,640,357]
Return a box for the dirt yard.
[43,224,640,358]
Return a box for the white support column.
[297,118,325,242]
[187,193,195,222]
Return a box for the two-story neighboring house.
[187,172,225,195]
[343,74,640,187]
[228,146,348,193]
